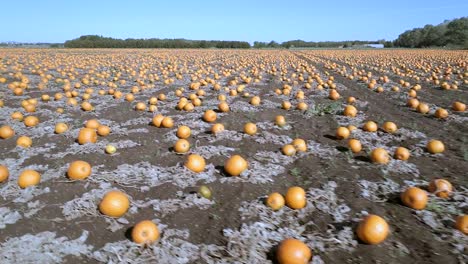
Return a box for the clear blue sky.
[1,0,466,43]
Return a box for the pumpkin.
[0,125,15,139]
[285,186,306,209]
[296,102,308,111]
[276,238,312,264]
[16,136,32,148]
[282,101,292,110]
[174,139,190,154]
[0,165,9,183]
[161,117,174,128]
[275,115,286,127]
[55,123,69,134]
[434,108,448,119]
[356,214,389,244]
[370,148,390,164]
[244,122,257,135]
[176,125,191,139]
[11,111,24,121]
[185,154,206,173]
[266,192,285,211]
[282,144,296,156]
[18,169,41,188]
[348,139,362,153]
[336,127,350,139]
[85,119,100,129]
[77,128,97,144]
[211,123,225,134]
[224,155,248,176]
[428,179,452,198]
[452,101,466,112]
[426,140,444,154]
[99,190,130,218]
[363,121,378,132]
[198,185,212,199]
[203,110,217,122]
[401,187,428,210]
[67,160,92,180]
[292,138,307,152]
[393,147,410,160]
[132,220,160,245]
[218,101,230,112]
[250,96,261,105]
[417,103,429,114]
[455,215,468,235]
[382,122,397,133]
[343,105,357,117]
[152,114,164,127]
[24,116,39,127]
[97,125,111,136]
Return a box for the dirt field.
[0,49,467,263]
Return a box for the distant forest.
[54,16,468,49]
[64,36,251,49]
[393,17,467,48]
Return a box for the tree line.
[394,17,467,48]
[64,35,251,49]
[62,17,467,49]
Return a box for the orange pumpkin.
[18,169,41,188]
[292,138,307,152]
[282,144,296,156]
[363,121,378,132]
[55,123,69,134]
[336,127,350,139]
[452,101,466,112]
[176,125,191,139]
[185,154,206,173]
[275,115,286,127]
[394,147,410,161]
[97,125,111,136]
[356,214,389,244]
[266,192,285,211]
[211,123,225,134]
[218,101,230,112]
[370,148,390,164]
[0,125,15,139]
[16,136,32,148]
[348,139,362,153]
[203,110,217,122]
[343,105,357,117]
[161,117,174,128]
[434,108,448,119]
[131,220,160,244]
[152,114,164,127]
[0,165,9,183]
[24,116,39,127]
[85,119,100,129]
[276,238,312,264]
[224,155,248,176]
[174,139,190,154]
[99,190,130,218]
[285,186,306,209]
[382,122,397,133]
[426,140,444,154]
[401,187,428,210]
[244,122,257,135]
[455,215,468,235]
[67,160,92,180]
[77,128,97,144]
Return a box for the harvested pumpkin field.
[0,49,467,263]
